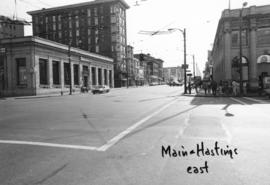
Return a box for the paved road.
[0,86,270,185]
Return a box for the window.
[73,64,79,85]
[94,17,98,25]
[87,8,91,17]
[231,30,248,47]
[257,28,270,45]
[52,61,60,85]
[96,45,99,53]
[94,8,98,16]
[92,67,96,85]
[16,58,27,86]
[39,58,48,85]
[88,18,91,26]
[64,63,70,85]
[111,15,116,23]
[76,30,80,36]
[75,18,79,28]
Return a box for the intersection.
[1,86,270,185]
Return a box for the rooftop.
[27,0,129,15]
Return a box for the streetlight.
[239,2,248,96]
[168,28,187,94]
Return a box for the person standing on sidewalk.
[211,79,218,96]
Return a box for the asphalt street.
[1,85,270,185]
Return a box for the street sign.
[186,70,191,72]
[187,74,192,76]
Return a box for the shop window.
[16,58,27,86]
[73,64,79,85]
[92,67,96,85]
[39,58,48,85]
[52,61,60,85]
[64,63,70,85]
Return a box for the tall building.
[134,53,164,85]
[0,15,27,39]
[27,0,129,87]
[163,67,184,83]
[212,5,270,90]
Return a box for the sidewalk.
[183,88,263,98]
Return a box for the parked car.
[149,82,159,86]
[91,85,110,94]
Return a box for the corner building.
[0,36,114,97]
[27,0,129,87]
[212,5,270,90]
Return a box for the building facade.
[0,36,114,97]
[163,67,184,83]
[134,53,164,85]
[27,0,129,87]
[0,15,26,39]
[212,5,270,90]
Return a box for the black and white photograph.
[1,0,270,184]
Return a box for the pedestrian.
[211,80,218,96]
[203,81,208,95]
[207,81,211,94]
[243,81,247,95]
[232,80,239,96]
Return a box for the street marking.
[98,98,179,151]
[0,140,99,151]
[230,97,247,105]
[243,97,266,103]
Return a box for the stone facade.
[212,5,270,89]
[0,36,114,97]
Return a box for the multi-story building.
[0,36,114,97]
[134,53,164,85]
[27,0,129,87]
[212,4,270,90]
[0,15,27,39]
[163,67,184,83]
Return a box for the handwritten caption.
[161,141,238,174]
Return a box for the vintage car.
[91,85,110,94]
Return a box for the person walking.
[232,80,239,96]
[211,79,218,96]
[203,81,208,95]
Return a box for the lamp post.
[168,28,187,94]
[68,42,72,95]
[239,2,248,96]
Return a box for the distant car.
[91,85,110,94]
[149,82,159,86]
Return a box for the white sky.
[1,0,270,73]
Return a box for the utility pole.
[193,55,195,77]
[183,28,187,94]
[239,2,248,96]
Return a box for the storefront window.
[52,61,60,85]
[16,58,27,86]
